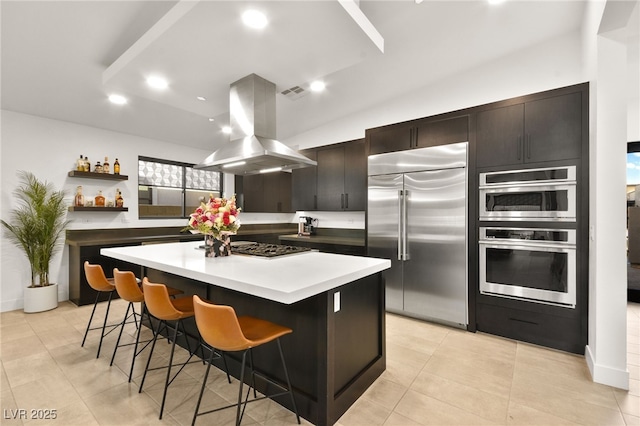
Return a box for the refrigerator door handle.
[398,190,403,261]
[403,189,410,260]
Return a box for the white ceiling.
[1,1,594,152]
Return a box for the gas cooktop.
[230,242,313,258]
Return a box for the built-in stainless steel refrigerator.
[367,142,468,327]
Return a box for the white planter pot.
[23,283,58,313]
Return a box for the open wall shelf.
[68,206,128,212]
[68,171,128,180]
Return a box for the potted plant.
[1,171,69,312]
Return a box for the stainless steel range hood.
[196,74,316,175]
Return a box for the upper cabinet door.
[343,140,366,211]
[476,91,583,168]
[235,172,293,213]
[524,92,582,163]
[415,116,469,149]
[476,104,525,168]
[368,123,413,155]
[292,149,317,211]
[316,145,346,211]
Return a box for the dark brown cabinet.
[292,149,317,211]
[367,116,469,155]
[476,92,582,168]
[235,172,292,213]
[316,139,366,211]
[292,140,366,212]
[367,122,413,155]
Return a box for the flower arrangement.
[186,194,241,237]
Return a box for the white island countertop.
[101,241,390,304]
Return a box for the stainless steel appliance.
[479,166,576,221]
[298,216,318,236]
[230,242,312,258]
[367,142,468,327]
[479,227,576,307]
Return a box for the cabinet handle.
[341,193,344,209]
[527,134,531,159]
[345,193,349,209]
[517,135,522,160]
[414,127,418,148]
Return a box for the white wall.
[582,0,635,391]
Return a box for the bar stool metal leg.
[81,289,114,358]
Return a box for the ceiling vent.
[280,85,308,101]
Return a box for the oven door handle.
[479,241,575,251]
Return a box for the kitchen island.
[101,241,390,426]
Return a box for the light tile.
[506,401,581,425]
[11,373,83,413]
[510,372,625,425]
[1,321,36,344]
[2,351,64,388]
[382,411,423,426]
[613,389,640,417]
[337,395,392,426]
[422,347,514,397]
[622,412,640,426]
[83,381,179,425]
[361,377,407,411]
[394,389,497,425]
[0,335,48,363]
[410,371,509,423]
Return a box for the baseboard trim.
[585,345,630,390]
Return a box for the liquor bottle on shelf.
[74,186,85,207]
[115,189,124,208]
[76,154,84,171]
[113,158,120,175]
[94,161,103,174]
[94,190,105,207]
[83,157,90,172]
[103,157,110,174]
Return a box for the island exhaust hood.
[195,74,317,175]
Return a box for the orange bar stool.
[138,278,213,420]
[192,295,300,426]
[81,261,119,358]
[109,268,184,382]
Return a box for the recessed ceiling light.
[242,10,267,29]
[146,75,168,90]
[310,81,326,92]
[197,96,206,101]
[415,0,424,3]
[208,117,215,122]
[108,94,127,105]
[222,126,232,134]
[488,0,506,4]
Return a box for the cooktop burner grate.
[230,242,312,258]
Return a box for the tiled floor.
[0,299,638,426]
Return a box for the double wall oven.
[478,166,577,308]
